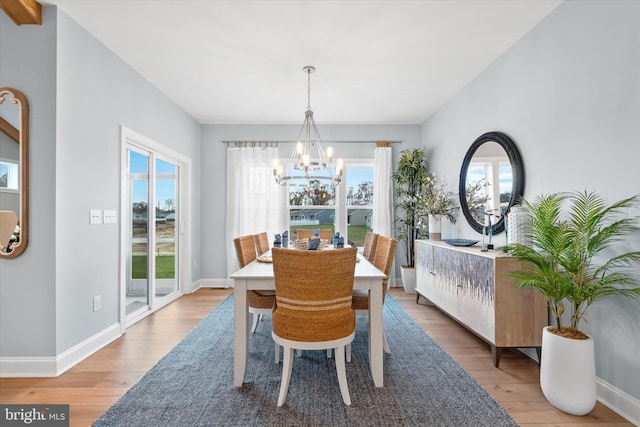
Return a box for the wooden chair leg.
[383,333,391,354]
[334,345,351,405]
[250,313,260,334]
[278,347,295,407]
[274,343,279,364]
[346,343,352,363]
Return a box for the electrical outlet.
[103,210,117,224]
[90,210,102,224]
[93,295,101,312]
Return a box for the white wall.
[200,124,421,281]
[0,7,202,362]
[0,7,58,358]
[422,0,640,407]
[54,9,202,354]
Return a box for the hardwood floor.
[391,288,633,427]
[0,287,633,426]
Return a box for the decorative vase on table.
[540,326,596,415]
[428,214,442,241]
[506,205,530,247]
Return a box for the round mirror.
[458,131,524,235]
[0,88,29,258]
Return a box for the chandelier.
[273,66,343,188]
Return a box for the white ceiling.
[41,0,562,125]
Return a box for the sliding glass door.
[154,158,179,299]
[126,148,180,324]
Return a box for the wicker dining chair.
[362,231,379,262]
[349,235,397,361]
[318,229,333,240]
[295,229,313,240]
[295,228,333,241]
[234,235,276,335]
[254,232,270,256]
[271,246,358,406]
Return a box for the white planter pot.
[428,214,442,241]
[400,266,416,294]
[540,326,596,416]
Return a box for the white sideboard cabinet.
[415,239,547,367]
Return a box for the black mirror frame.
[458,131,524,235]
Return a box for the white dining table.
[230,250,388,388]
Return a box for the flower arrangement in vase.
[415,174,458,240]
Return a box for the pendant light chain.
[307,67,311,111]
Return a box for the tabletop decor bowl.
[443,238,479,247]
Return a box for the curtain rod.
[223,140,402,145]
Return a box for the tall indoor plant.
[501,191,640,415]
[392,149,429,293]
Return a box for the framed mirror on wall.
[0,87,29,258]
[458,131,524,235]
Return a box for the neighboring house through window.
[287,159,374,247]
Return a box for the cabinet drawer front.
[434,247,495,339]
[433,246,494,304]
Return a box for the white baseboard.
[597,377,640,426]
[0,357,58,377]
[195,278,232,290]
[0,323,121,378]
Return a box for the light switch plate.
[104,210,117,224]
[90,210,102,224]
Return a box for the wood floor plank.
[389,288,633,426]
[0,287,632,426]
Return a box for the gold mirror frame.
[0,87,29,258]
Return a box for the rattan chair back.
[372,236,397,297]
[295,228,333,241]
[254,232,270,256]
[234,234,275,333]
[271,247,357,343]
[234,235,257,268]
[362,232,379,262]
[318,229,333,240]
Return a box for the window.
[345,165,373,247]
[287,161,374,247]
[0,159,19,191]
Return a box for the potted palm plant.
[392,149,429,293]
[415,174,458,241]
[501,191,640,416]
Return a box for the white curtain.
[372,145,393,236]
[372,144,396,286]
[226,145,286,280]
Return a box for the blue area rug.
[94,294,518,426]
